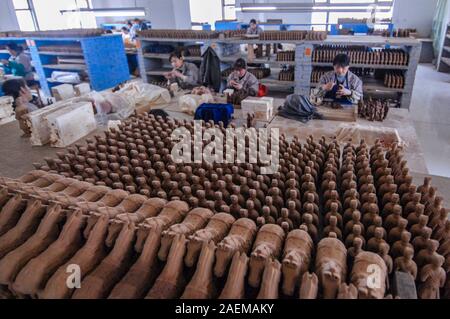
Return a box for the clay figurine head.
[393,205,402,216]
[304,214,313,224]
[419,215,429,226]
[421,227,432,240]
[353,237,363,251]
[374,227,384,239]
[352,210,361,221]
[379,242,390,256]
[401,231,411,243]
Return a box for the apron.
[325,73,352,105]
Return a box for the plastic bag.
[116,82,171,110]
[179,93,214,115]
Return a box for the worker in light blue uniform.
[313,53,363,105]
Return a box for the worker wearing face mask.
[164,51,199,89]
[313,53,363,105]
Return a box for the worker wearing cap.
[227,58,259,96]
[313,53,363,105]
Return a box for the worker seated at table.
[2,78,42,112]
[227,58,259,97]
[0,43,34,81]
[247,19,263,35]
[312,53,363,105]
[164,51,199,90]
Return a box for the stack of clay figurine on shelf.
[382,29,417,38]
[279,67,295,82]
[138,29,219,40]
[276,50,295,62]
[312,46,410,66]
[383,72,405,89]
[0,29,105,38]
[259,31,327,41]
[0,112,447,299]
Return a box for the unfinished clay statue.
[105,198,167,247]
[256,260,282,299]
[248,224,285,288]
[135,200,189,253]
[108,226,163,299]
[12,210,86,297]
[281,229,314,296]
[72,221,136,299]
[0,199,46,259]
[214,218,257,278]
[0,194,26,236]
[185,213,235,268]
[351,251,388,299]
[158,208,213,261]
[337,283,358,299]
[83,194,147,239]
[146,234,187,299]
[40,214,110,299]
[298,272,319,299]
[219,252,249,299]
[315,235,347,299]
[394,247,418,280]
[181,241,216,299]
[0,205,64,286]
[418,254,446,299]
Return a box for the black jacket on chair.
[199,47,222,92]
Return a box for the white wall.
[236,0,313,29]
[393,0,439,37]
[0,0,19,31]
[92,0,191,29]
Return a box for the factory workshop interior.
[0,0,450,309]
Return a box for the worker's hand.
[19,87,33,103]
[172,70,183,78]
[322,81,335,92]
[337,85,352,96]
[164,72,174,79]
[231,81,243,90]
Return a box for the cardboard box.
[241,97,274,122]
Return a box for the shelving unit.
[438,24,450,73]
[137,37,298,93]
[27,35,130,96]
[136,34,421,108]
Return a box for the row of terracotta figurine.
[0,181,445,299]
[312,47,409,66]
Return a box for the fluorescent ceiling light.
[60,7,146,17]
[239,2,392,13]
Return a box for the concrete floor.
[410,64,450,178]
